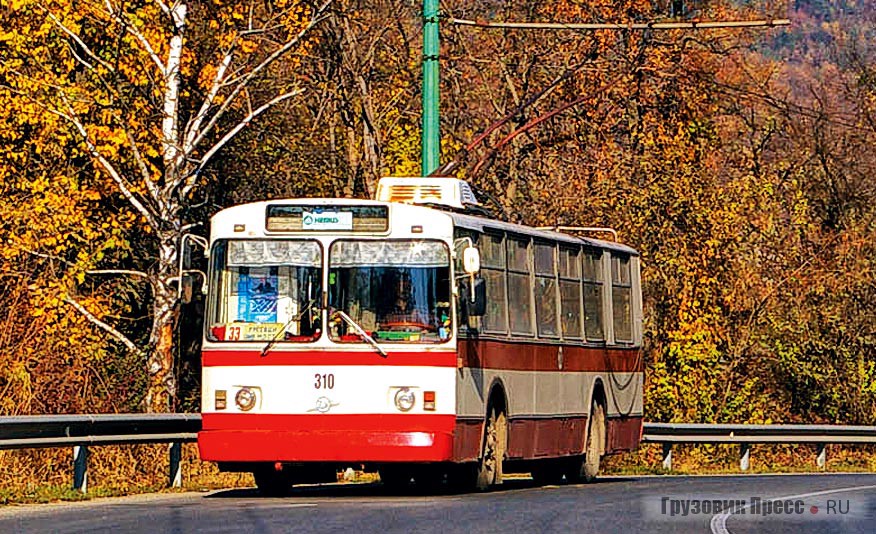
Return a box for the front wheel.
[579,402,605,482]
[475,406,507,491]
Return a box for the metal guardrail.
[0,414,201,448]
[642,423,876,471]
[3,416,876,493]
[0,414,199,493]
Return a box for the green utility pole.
[421,0,440,176]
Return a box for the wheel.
[580,402,605,482]
[475,406,506,491]
[253,468,291,496]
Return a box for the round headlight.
[394,388,415,412]
[235,387,257,411]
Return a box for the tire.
[475,406,506,491]
[253,469,292,497]
[580,402,605,482]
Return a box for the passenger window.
[480,233,508,334]
[559,246,582,339]
[507,237,533,335]
[534,242,558,337]
[583,251,604,341]
[611,255,633,343]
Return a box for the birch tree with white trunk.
[2,0,332,411]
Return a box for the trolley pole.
[421,0,440,176]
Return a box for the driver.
[381,273,425,326]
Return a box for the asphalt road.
[0,474,874,533]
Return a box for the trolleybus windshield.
[207,240,323,343]
[327,240,452,344]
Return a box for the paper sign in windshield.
[237,267,278,322]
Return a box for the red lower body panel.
[199,413,642,464]
[199,413,455,462]
[606,415,643,454]
[453,415,644,461]
[507,417,588,459]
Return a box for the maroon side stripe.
[458,339,643,372]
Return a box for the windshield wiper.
[261,299,318,357]
[333,310,388,358]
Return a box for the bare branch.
[154,0,172,19]
[183,88,306,195]
[433,60,601,176]
[469,73,623,178]
[63,41,95,71]
[103,0,166,74]
[22,248,76,268]
[124,127,162,205]
[86,269,152,279]
[182,45,235,154]
[22,251,151,283]
[57,94,160,228]
[187,0,332,152]
[47,12,116,72]
[64,296,146,357]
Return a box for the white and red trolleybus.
[197,177,643,493]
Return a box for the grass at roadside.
[1,442,873,506]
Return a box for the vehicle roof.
[449,212,639,255]
[211,198,638,255]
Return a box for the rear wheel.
[580,402,605,482]
[475,406,506,491]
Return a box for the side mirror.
[179,271,207,304]
[462,276,486,317]
[178,233,209,304]
[462,246,481,274]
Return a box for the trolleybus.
[197,177,643,493]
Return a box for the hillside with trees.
[1,0,874,437]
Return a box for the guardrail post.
[73,445,88,493]
[169,442,182,488]
[739,443,750,472]
[661,443,672,470]
[816,444,827,469]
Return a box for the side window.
[534,242,558,337]
[480,232,508,334]
[454,228,478,332]
[612,255,633,343]
[507,237,533,335]
[559,246,582,339]
[583,250,604,341]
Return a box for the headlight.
[394,387,415,412]
[235,387,257,411]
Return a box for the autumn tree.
[1,0,331,411]
[438,0,795,424]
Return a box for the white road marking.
[710,483,876,534]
